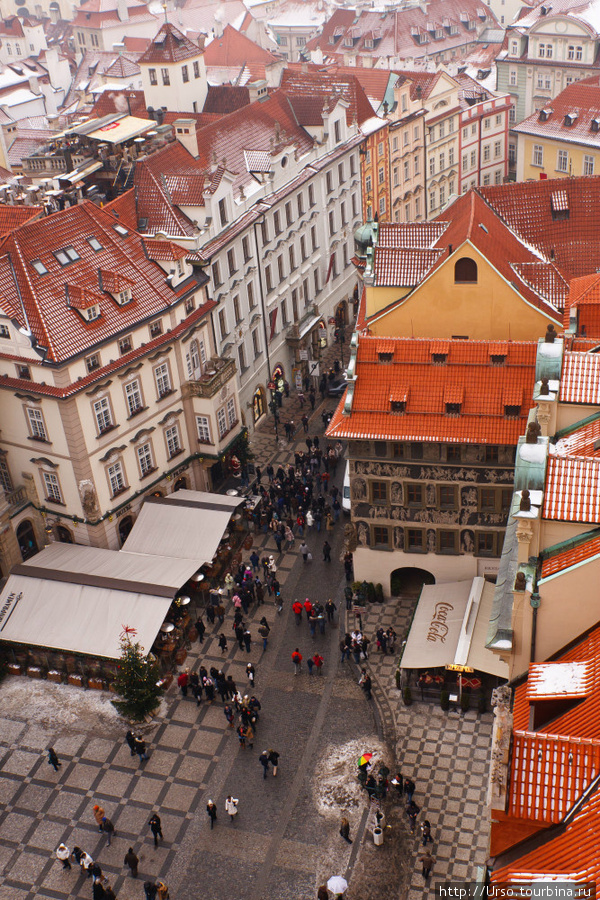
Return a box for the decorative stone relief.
[352,477,367,501]
[393,527,404,550]
[460,529,474,553]
[356,521,369,546]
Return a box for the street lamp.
[267,381,280,436]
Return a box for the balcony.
[6,485,28,512]
[183,357,237,399]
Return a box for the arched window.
[454,257,478,283]
[17,520,38,560]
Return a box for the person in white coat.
[225,796,239,822]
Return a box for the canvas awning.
[401,577,509,678]
[0,543,199,660]
[121,490,244,563]
[87,115,152,144]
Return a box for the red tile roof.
[0,200,202,363]
[559,351,600,405]
[541,531,600,578]
[491,624,600,882]
[325,335,537,444]
[0,204,42,234]
[554,415,600,459]
[90,89,147,119]
[480,176,600,283]
[202,24,279,68]
[543,455,600,523]
[280,67,376,127]
[137,23,203,65]
[373,246,444,286]
[514,75,600,148]
[203,84,251,115]
[564,272,600,336]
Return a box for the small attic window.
[504,403,521,418]
[84,304,101,322]
[113,224,129,237]
[31,259,47,275]
[454,257,478,283]
[445,402,462,416]
[591,118,600,132]
[378,351,393,363]
[87,236,102,251]
[390,400,406,413]
[490,353,507,366]
[432,352,447,365]
[564,112,577,127]
[55,246,80,266]
[115,288,133,306]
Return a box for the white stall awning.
[401,577,508,678]
[122,490,244,563]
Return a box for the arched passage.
[390,566,435,597]
[174,476,187,491]
[56,525,74,543]
[118,515,134,546]
[17,520,38,560]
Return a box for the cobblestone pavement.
[0,344,493,899]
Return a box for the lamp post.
[267,381,279,436]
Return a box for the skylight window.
[114,224,129,237]
[87,236,103,251]
[55,247,80,266]
[31,259,48,275]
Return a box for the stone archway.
[390,566,435,597]
[56,525,74,543]
[16,519,38,561]
[174,476,187,491]
[118,515,134,547]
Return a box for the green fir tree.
[111,631,164,721]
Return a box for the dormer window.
[592,118,600,133]
[31,259,48,275]
[118,335,133,355]
[390,400,406,413]
[55,246,80,266]
[344,35,353,47]
[432,353,447,365]
[564,112,577,127]
[378,352,393,363]
[364,37,373,48]
[116,288,132,305]
[504,404,521,418]
[85,304,101,322]
[445,402,462,415]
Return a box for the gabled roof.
[137,23,203,66]
[564,272,600,336]
[559,351,600,405]
[202,24,279,68]
[0,204,42,235]
[514,75,600,148]
[0,201,201,362]
[480,177,600,283]
[326,335,537,445]
[103,54,140,79]
[280,67,376,127]
[541,528,600,578]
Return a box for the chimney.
[116,0,129,21]
[155,107,165,126]
[173,118,199,158]
[28,74,40,95]
[49,4,59,22]
[146,106,156,121]
[112,41,125,55]
[247,79,267,104]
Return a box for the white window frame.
[584,154,595,176]
[93,397,113,434]
[217,406,227,438]
[107,460,126,497]
[125,380,143,416]
[136,442,154,477]
[43,471,62,503]
[196,415,211,443]
[154,362,172,398]
[533,144,543,167]
[165,423,181,458]
[557,149,568,172]
[27,407,48,440]
[226,397,236,428]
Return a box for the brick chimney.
[173,118,199,158]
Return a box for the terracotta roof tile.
[0,204,42,235]
[541,532,600,578]
[280,68,376,128]
[554,415,600,458]
[326,335,537,444]
[143,238,187,261]
[543,456,600,523]
[373,246,444,286]
[202,24,279,68]
[377,221,448,248]
[559,351,600,405]
[203,84,250,115]
[137,23,202,65]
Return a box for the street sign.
[299,350,308,360]
[308,360,320,378]
[267,381,276,390]
[446,664,474,673]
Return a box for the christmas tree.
[111,628,164,721]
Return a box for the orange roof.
[541,532,600,578]
[137,23,202,65]
[203,24,279,68]
[325,335,537,445]
[564,273,600,337]
[543,456,600,524]
[0,203,42,235]
[560,351,600,405]
[554,415,600,459]
[491,624,600,882]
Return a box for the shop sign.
[116,503,132,519]
[0,591,22,632]
[446,664,474,673]
[427,601,453,643]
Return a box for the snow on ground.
[313,736,391,819]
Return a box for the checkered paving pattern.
[0,340,493,898]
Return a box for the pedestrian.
[133,736,149,762]
[307,656,314,675]
[224,704,235,728]
[359,669,372,700]
[93,804,105,831]
[259,750,270,779]
[144,882,158,900]
[421,819,433,845]
[80,850,94,877]
[299,541,310,562]
[301,413,309,432]
[177,668,189,697]
[93,879,106,899]
[258,617,270,650]
[404,776,416,804]
[125,731,136,757]
[325,598,336,622]
[103,883,117,900]
[56,843,71,869]
[102,816,115,846]
[267,748,280,776]
[420,850,435,879]
[207,800,217,829]
[148,813,163,847]
[155,880,169,899]
[195,617,206,643]
[317,886,329,900]
[391,772,404,797]
[313,653,324,675]
[246,663,256,687]
[245,721,255,749]
[243,628,252,652]
[225,795,239,822]
[47,747,61,771]
[322,540,331,562]
[407,799,420,833]
[340,817,352,844]
[124,847,139,877]
[218,632,228,654]
[293,599,303,625]
[292,648,302,675]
